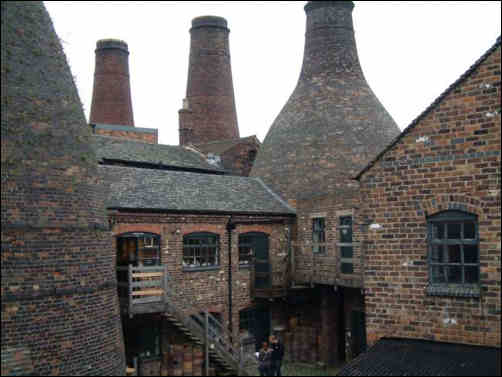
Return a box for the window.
[239,234,254,266]
[339,216,353,274]
[312,218,326,253]
[428,211,479,292]
[117,232,160,267]
[183,233,219,269]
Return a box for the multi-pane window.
[339,216,353,274]
[428,211,479,285]
[312,218,326,253]
[239,234,254,266]
[183,233,219,269]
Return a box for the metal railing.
[117,265,257,375]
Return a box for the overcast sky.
[44,1,501,146]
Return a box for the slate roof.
[92,135,225,173]
[338,338,501,376]
[100,165,295,215]
[355,35,501,180]
[194,135,260,155]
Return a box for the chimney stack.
[179,16,240,145]
[90,38,135,126]
[251,1,401,207]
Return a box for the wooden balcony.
[117,265,167,317]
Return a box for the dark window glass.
[116,233,161,267]
[464,222,476,239]
[340,216,353,243]
[312,218,326,253]
[447,223,462,239]
[339,216,354,274]
[464,245,478,263]
[465,267,479,283]
[183,233,219,269]
[341,246,353,258]
[447,266,462,283]
[239,235,253,266]
[428,211,479,286]
[341,263,354,274]
[432,223,445,240]
[431,245,444,263]
[447,245,461,263]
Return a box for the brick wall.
[95,128,157,144]
[295,194,364,288]
[220,141,259,176]
[359,42,501,348]
[110,212,292,343]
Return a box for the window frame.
[238,234,254,267]
[312,217,326,254]
[116,232,161,267]
[182,232,220,271]
[339,216,354,274]
[427,210,480,297]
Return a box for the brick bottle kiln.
[1,2,125,375]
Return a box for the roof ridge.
[355,35,501,180]
[254,177,296,213]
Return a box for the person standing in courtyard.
[258,341,273,376]
[270,334,285,376]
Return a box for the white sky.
[44,1,501,146]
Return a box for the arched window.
[116,232,161,266]
[428,210,479,288]
[183,232,219,270]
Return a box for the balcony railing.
[117,265,167,317]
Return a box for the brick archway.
[419,195,484,218]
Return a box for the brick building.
[97,141,294,374]
[2,1,500,376]
[356,36,501,348]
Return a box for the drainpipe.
[226,217,236,337]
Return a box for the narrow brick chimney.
[90,38,135,126]
[179,16,240,145]
[251,1,400,207]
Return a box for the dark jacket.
[258,348,272,369]
[271,342,284,361]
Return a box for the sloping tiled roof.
[92,135,224,173]
[194,135,260,155]
[355,36,501,180]
[338,338,501,376]
[100,165,295,215]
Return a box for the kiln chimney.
[179,16,240,145]
[1,2,125,375]
[251,1,400,207]
[90,38,135,126]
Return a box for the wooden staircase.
[119,265,258,376]
[163,280,258,376]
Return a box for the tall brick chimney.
[179,16,240,146]
[1,2,125,375]
[90,38,135,126]
[251,1,401,207]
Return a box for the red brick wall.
[110,212,292,342]
[95,128,157,144]
[295,194,364,288]
[359,44,501,347]
[220,141,259,176]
